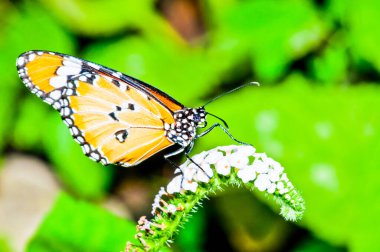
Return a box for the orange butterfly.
[16,51,248,168]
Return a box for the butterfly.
[16,50,250,168]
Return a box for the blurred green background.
[0,0,379,251]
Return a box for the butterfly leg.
[164,143,212,180]
[164,146,186,159]
[182,141,212,179]
[196,123,251,146]
[164,147,186,175]
[163,143,195,169]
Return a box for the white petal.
[254,174,271,191]
[271,160,284,173]
[229,153,249,169]
[199,163,213,179]
[268,169,281,182]
[174,168,181,174]
[237,165,256,183]
[182,180,198,192]
[194,166,211,183]
[182,164,197,181]
[191,151,208,163]
[167,175,183,194]
[235,145,256,156]
[158,187,167,196]
[215,157,231,176]
[280,174,289,182]
[267,183,277,194]
[167,204,177,214]
[279,188,289,194]
[204,150,224,164]
[252,158,270,174]
[277,181,285,191]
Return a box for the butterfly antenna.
[207,112,229,129]
[202,82,259,108]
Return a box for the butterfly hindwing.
[17,50,183,167]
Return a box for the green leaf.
[310,33,349,84]
[38,0,156,36]
[12,96,51,151]
[342,0,380,72]
[27,193,136,252]
[208,0,330,81]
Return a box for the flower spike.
[126,145,305,251]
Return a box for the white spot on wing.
[17,57,25,67]
[90,152,100,160]
[67,56,82,65]
[65,89,74,96]
[57,66,81,76]
[63,59,81,67]
[44,97,54,104]
[49,76,67,88]
[112,71,122,78]
[81,144,91,154]
[61,107,71,116]
[52,102,61,110]
[70,127,79,135]
[75,136,85,144]
[78,75,87,82]
[28,53,36,61]
[119,83,127,91]
[49,90,61,100]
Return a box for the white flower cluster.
[144,145,303,251]
[166,145,293,196]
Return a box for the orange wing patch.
[138,85,183,112]
[94,68,183,113]
[100,128,173,165]
[17,51,177,167]
[22,53,63,94]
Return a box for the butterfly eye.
[193,113,202,123]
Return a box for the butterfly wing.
[16,50,184,167]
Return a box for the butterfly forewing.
[17,51,183,167]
